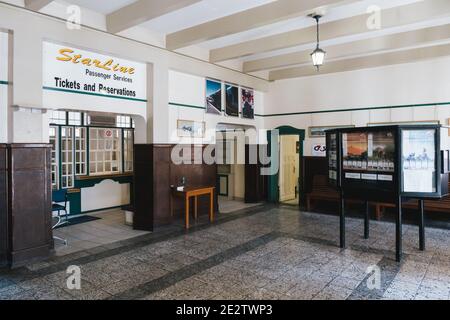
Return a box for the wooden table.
[170,186,215,229]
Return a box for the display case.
[326,125,449,200]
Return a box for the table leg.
[209,191,214,223]
[194,196,198,220]
[170,193,173,218]
[185,195,190,229]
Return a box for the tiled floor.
[0,205,449,300]
[53,210,150,256]
[218,196,263,213]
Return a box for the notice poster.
[342,132,368,171]
[368,131,395,172]
[402,129,436,193]
[225,84,239,117]
[241,88,254,119]
[343,130,395,182]
[205,79,222,114]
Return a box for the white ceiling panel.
[62,0,139,15]
[141,0,275,34]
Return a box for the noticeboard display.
[342,130,395,183]
[326,125,448,200]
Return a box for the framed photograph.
[225,83,239,117]
[241,88,254,119]
[309,125,354,138]
[205,79,222,115]
[177,120,205,138]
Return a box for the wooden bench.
[306,175,340,211]
[305,175,385,219]
[375,180,450,218]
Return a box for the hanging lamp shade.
[311,47,326,68]
[310,15,326,71]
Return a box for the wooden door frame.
[267,126,305,204]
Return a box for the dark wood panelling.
[169,145,218,220]
[133,144,154,231]
[245,144,267,203]
[302,156,328,206]
[7,144,53,268]
[0,145,7,267]
[133,144,218,229]
[153,145,172,226]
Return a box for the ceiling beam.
[244,24,450,73]
[269,43,450,80]
[106,0,202,34]
[211,0,450,62]
[166,0,357,50]
[24,0,53,11]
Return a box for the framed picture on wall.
[205,79,222,115]
[225,83,239,117]
[241,88,254,119]
[308,125,355,138]
[177,120,205,138]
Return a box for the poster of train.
[225,84,239,117]
[205,79,222,115]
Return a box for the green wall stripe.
[169,102,205,110]
[0,80,8,85]
[258,101,450,118]
[43,86,148,103]
[170,100,450,118]
[169,102,263,118]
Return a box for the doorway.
[267,126,305,205]
[279,135,300,205]
[215,124,263,213]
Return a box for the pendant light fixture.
[310,14,326,71]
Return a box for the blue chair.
[52,189,69,245]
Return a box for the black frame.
[326,129,341,188]
[399,125,442,199]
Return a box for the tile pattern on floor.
[53,210,150,256]
[1,205,449,300]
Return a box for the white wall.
[0,3,268,144]
[0,31,8,143]
[81,180,130,213]
[168,70,265,144]
[265,57,450,156]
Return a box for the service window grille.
[49,126,59,190]
[61,126,74,189]
[68,111,82,126]
[50,110,67,125]
[89,128,122,175]
[75,127,87,175]
[123,129,134,172]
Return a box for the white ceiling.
[141,0,276,34]
[19,0,450,80]
[62,0,138,15]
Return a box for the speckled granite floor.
[0,205,449,300]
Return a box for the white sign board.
[43,42,147,113]
[312,144,327,157]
